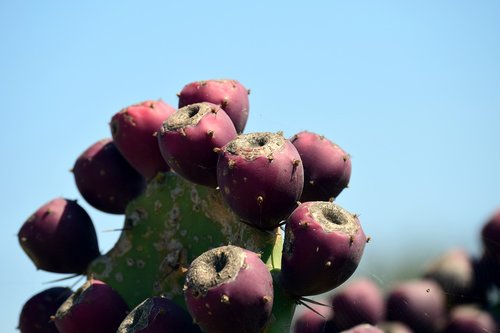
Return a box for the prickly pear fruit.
[111,99,176,180]
[290,131,351,202]
[330,278,384,331]
[18,287,73,333]
[178,79,249,133]
[184,245,274,333]
[217,132,304,230]
[117,296,201,333]
[443,305,498,333]
[422,248,487,307]
[54,279,129,333]
[340,324,384,333]
[18,198,100,273]
[376,322,414,333]
[281,201,366,296]
[73,138,146,214]
[481,208,500,263]
[158,102,237,188]
[386,279,446,333]
[292,303,332,333]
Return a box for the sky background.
[1,1,499,331]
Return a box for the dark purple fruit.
[330,278,385,331]
[111,100,176,180]
[443,305,498,333]
[422,248,487,306]
[18,198,100,274]
[18,287,73,333]
[184,245,273,333]
[290,131,351,202]
[158,102,237,188]
[117,296,201,333]
[385,279,446,333]
[73,138,146,214]
[54,279,129,333]
[178,79,250,133]
[217,132,304,230]
[280,201,366,296]
[293,303,332,333]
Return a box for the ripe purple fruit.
[73,138,146,214]
[481,208,500,263]
[117,296,201,333]
[18,198,100,273]
[184,245,274,333]
[443,305,498,333]
[291,131,351,202]
[54,279,129,333]
[293,303,332,333]
[340,324,384,333]
[158,102,237,188]
[178,79,250,133]
[329,278,385,331]
[280,201,366,296]
[111,99,176,180]
[385,279,446,333]
[18,287,73,333]
[217,132,304,230]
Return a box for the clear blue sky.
[1,1,499,331]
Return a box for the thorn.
[262,295,272,304]
[207,130,214,138]
[179,128,187,136]
[366,236,371,243]
[256,196,264,206]
[228,160,236,169]
[220,294,230,304]
[267,154,274,162]
[292,159,301,167]
[325,260,332,267]
[247,89,251,95]
[349,235,354,246]
[213,147,222,154]
[176,92,180,98]
[221,98,229,109]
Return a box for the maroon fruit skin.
[117,296,201,333]
[280,202,366,296]
[178,79,249,134]
[291,131,351,202]
[111,99,176,180]
[157,102,237,188]
[330,278,385,331]
[481,208,500,263]
[293,303,332,333]
[18,198,100,273]
[73,138,146,214]
[54,279,129,333]
[340,324,384,333]
[217,132,304,230]
[443,305,498,333]
[385,279,446,333]
[422,248,487,307]
[184,246,274,333]
[18,287,73,333]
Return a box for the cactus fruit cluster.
[17,78,366,333]
[292,208,500,333]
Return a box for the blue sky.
[1,1,499,331]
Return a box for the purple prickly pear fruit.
[178,79,249,134]
[110,99,176,180]
[54,279,129,333]
[18,287,73,333]
[290,131,351,202]
[292,303,332,333]
[18,198,100,273]
[157,102,237,188]
[117,296,202,333]
[376,322,414,333]
[184,245,274,333]
[280,201,366,296]
[481,208,500,263]
[443,305,498,333]
[73,138,146,214]
[217,132,304,230]
[385,279,446,333]
[422,248,487,307]
[330,278,385,331]
[340,324,384,333]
